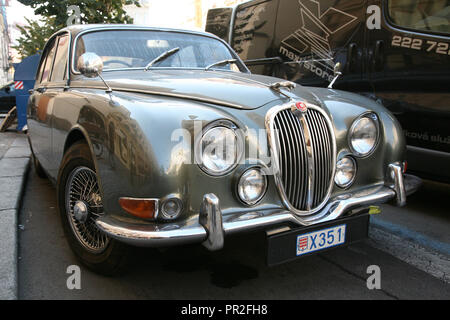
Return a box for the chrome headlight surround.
[348,112,380,157]
[195,120,244,176]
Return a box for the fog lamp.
[237,168,267,205]
[160,198,183,220]
[335,157,356,188]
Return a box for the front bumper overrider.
[95,164,422,250]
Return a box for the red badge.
[295,101,307,113]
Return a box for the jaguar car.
[27,25,421,275]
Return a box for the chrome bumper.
[96,164,422,250]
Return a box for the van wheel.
[57,142,129,276]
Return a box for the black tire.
[57,141,129,276]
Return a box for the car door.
[366,0,450,180]
[47,33,71,178]
[273,0,369,91]
[28,37,58,174]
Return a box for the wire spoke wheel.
[65,166,110,253]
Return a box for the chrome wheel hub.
[73,200,89,223]
[65,166,110,253]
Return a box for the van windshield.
[74,30,246,72]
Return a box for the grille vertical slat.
[284,111,300,207]
[272,107,333,212]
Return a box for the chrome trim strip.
[298,112,315,210]
[265,101,337,219]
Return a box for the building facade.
[0,0,10,86]
[125,0,246,31]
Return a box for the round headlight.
[335,157,356,188]
[198,126,240,175]
[349,113,379,156]
[238,168,267,205]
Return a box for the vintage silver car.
[28,25,420,275]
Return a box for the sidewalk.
[369,179,450,284]
[0,131,31,300]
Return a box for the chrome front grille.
[268,103,335,215]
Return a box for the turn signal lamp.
[119,197,158,219]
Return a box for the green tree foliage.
[12,17,58,58]
[14,0,141,59]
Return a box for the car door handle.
[36,87,47,93]
[346,43,358,72]
[373,40,385,71]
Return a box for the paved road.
[18,168,450,300]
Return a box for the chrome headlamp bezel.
[195,120,244,176]
[348,112,380,157]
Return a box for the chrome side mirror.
[77,52,112,93]
[328,62,343,89]
[333,62,342,76]
[77,52,104,78]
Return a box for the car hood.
[73,69,322,110]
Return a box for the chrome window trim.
[36,30,72,87]
[265,101,337,217]
[70,26,250,76]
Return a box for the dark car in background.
[206,0,450,182]
[0,81,16,113]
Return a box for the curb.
[0,133,31,300]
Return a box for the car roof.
[53,24,220,41]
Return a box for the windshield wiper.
[205,59,237,71]
[144,47,180,71]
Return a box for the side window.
[231,0,278,74]
[205,8,233,42]
[40,39,57,83]
[51,35,69,82]
[388,0,450,34]
[36,55,47,84]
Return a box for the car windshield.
[74,30,246,72]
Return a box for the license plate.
[296,224,346,256]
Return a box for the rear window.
[388,0,450,34]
